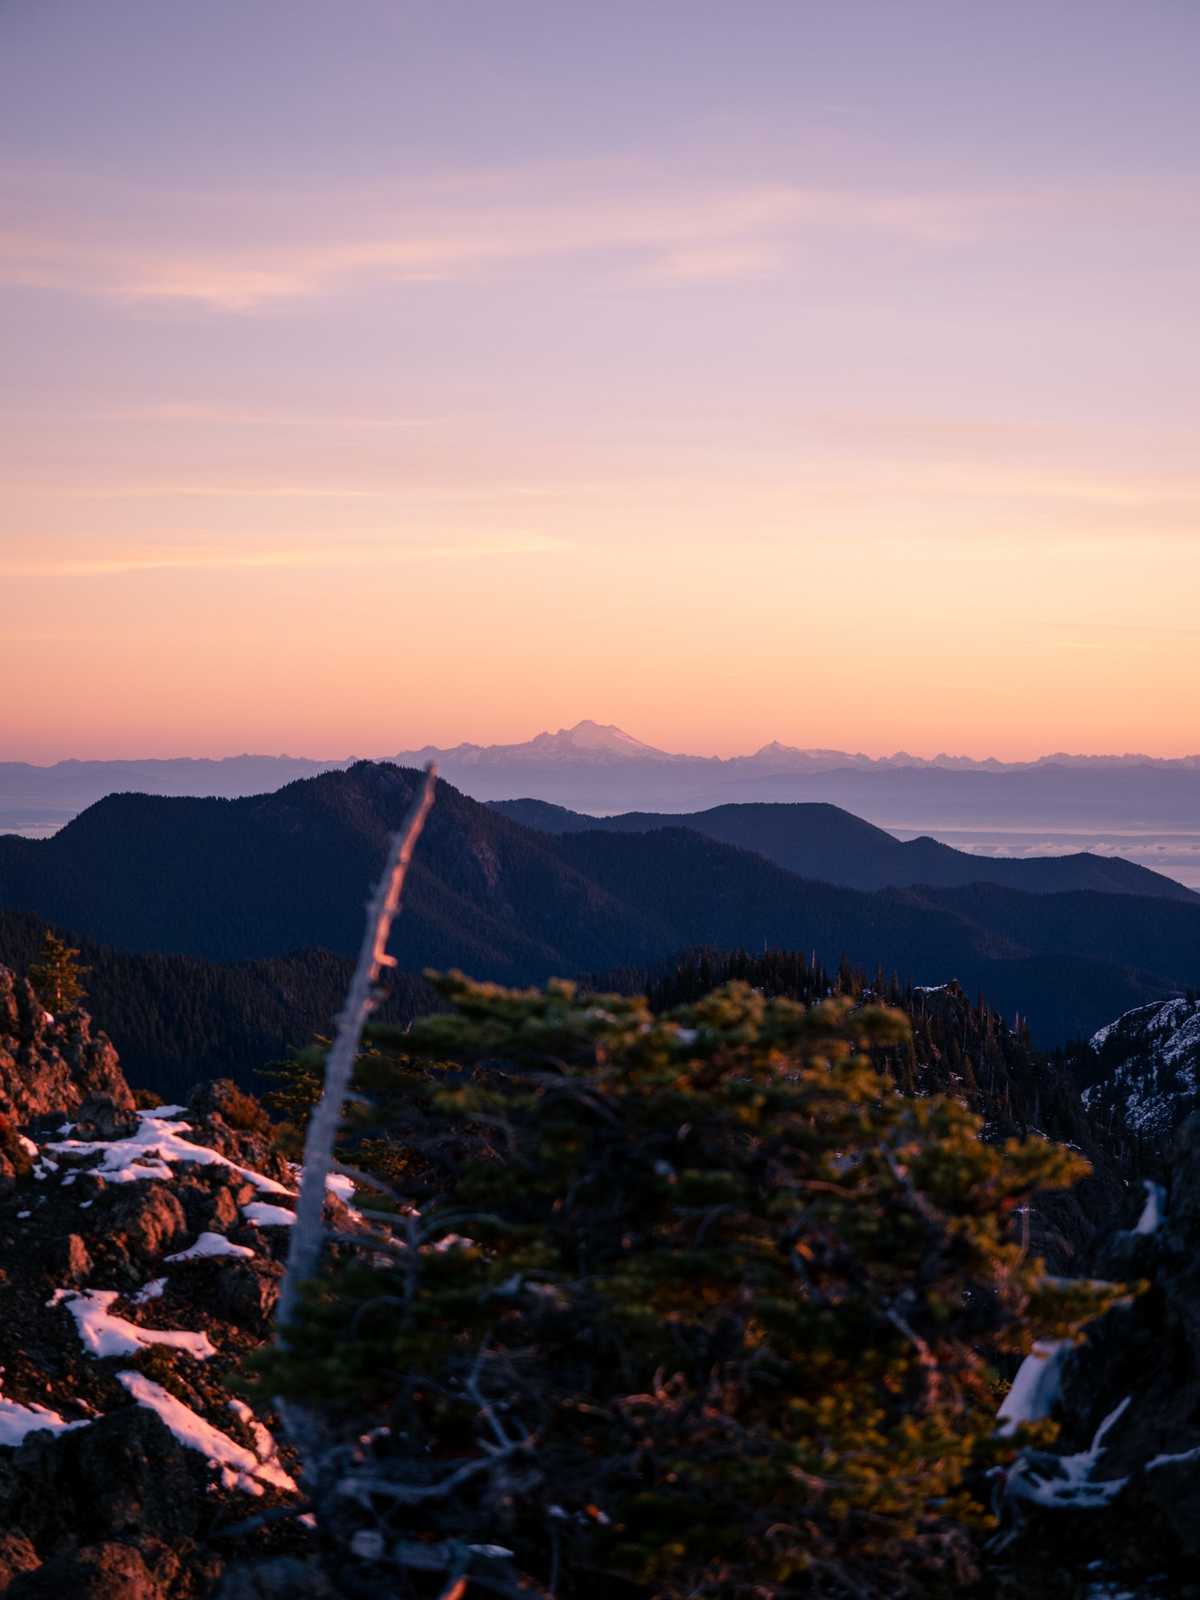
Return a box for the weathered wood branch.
[276,762,436,1332]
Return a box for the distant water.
[891,826,1200,890]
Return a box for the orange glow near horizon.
[3,5,1199,766]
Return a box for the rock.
[210,1257,280,1332]
[57,1016,135,1115]
[176,1170,243,1236]
[1004,1111,1200,1580]
[108,1183,188,1263]
[68,1405,205,1543]
[0,1531,40,1588]
[206,1184,241,1232]
[73,1096,139,1142]
[0,969,133,1123]
[7,1542,165,1600]
[184,1081,290,1188]
[62,1233,93,1284]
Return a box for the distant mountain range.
[5,720,1200,833]
[490,798,1199,901]
[0,761,1195,1048]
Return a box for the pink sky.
[2,2,1198,762]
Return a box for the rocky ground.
[0,968,345,1597]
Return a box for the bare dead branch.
[277,762,436,1333]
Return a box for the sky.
[2,0,1198,763]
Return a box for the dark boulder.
[8,1541,165,1600]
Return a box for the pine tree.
[260,973,1125,1600]
[27,929,89,1016]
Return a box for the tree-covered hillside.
[1,763,1192,1047]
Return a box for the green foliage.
[27,928,88,1016]
[260,1042,329,1158]
[261,974,1123,1600]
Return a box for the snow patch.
[1005,1397,1131,1509]
[1133,1180,1166,1236]
[1146,1443,1200,1471]
[117,1372,296,1495]
[47,1108,292,1193]
[165,1231,255,1263]
[997,1340,1069,1435]
[0,1387,87,1446]
[242,1202,296,1227]
[51,1288,216,1360]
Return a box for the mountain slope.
[1080,996,1200,1134]
[489,798,1197,900]
[1,763,1196,1046]
[0,910,435,1101]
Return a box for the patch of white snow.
[51,1288,216,1360]
[242,1202,296,1227]
[1133,1180,1166,1236]
[1005,1397,1131,1509]
[47,1108,292,1193]
[0,1388,87,1446]
[118,1371,296,1494]
[997,1341,1069,1435]
[165,1232,255,1263]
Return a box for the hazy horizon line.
[6,721,1200,771]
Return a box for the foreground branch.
[277,763,437,1332]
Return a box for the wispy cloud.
[114,403,445,429]
[0,159,1066,312]
[2,535,570,578]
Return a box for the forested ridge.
[1,762,1194,1047]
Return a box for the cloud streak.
[0,159,1084,311]
[2,535,570,578]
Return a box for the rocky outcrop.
[0,964,319,1597]
[1083,996,1200,1136]
[995,1112,1200,1593]
[0,969,133,1122]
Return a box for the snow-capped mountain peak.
[527,720,665,758]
